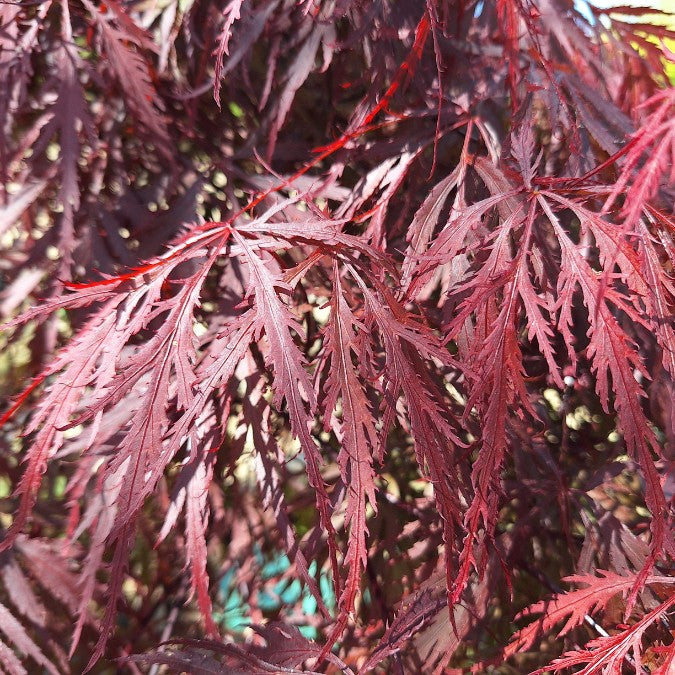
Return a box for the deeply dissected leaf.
[0,1,673,673]
[506,571,674,657]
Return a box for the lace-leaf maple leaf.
[82,0,169,148]
[505,571,674,659]
[1,1,674,672]
[321,260,378,624]
[533,594,675,674]
[539,193,675,598]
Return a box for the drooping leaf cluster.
[0,0,673,672]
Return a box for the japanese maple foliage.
[0,0,674,672]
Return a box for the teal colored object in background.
[214,549,337,639]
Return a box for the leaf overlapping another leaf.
[0,0,674,673]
